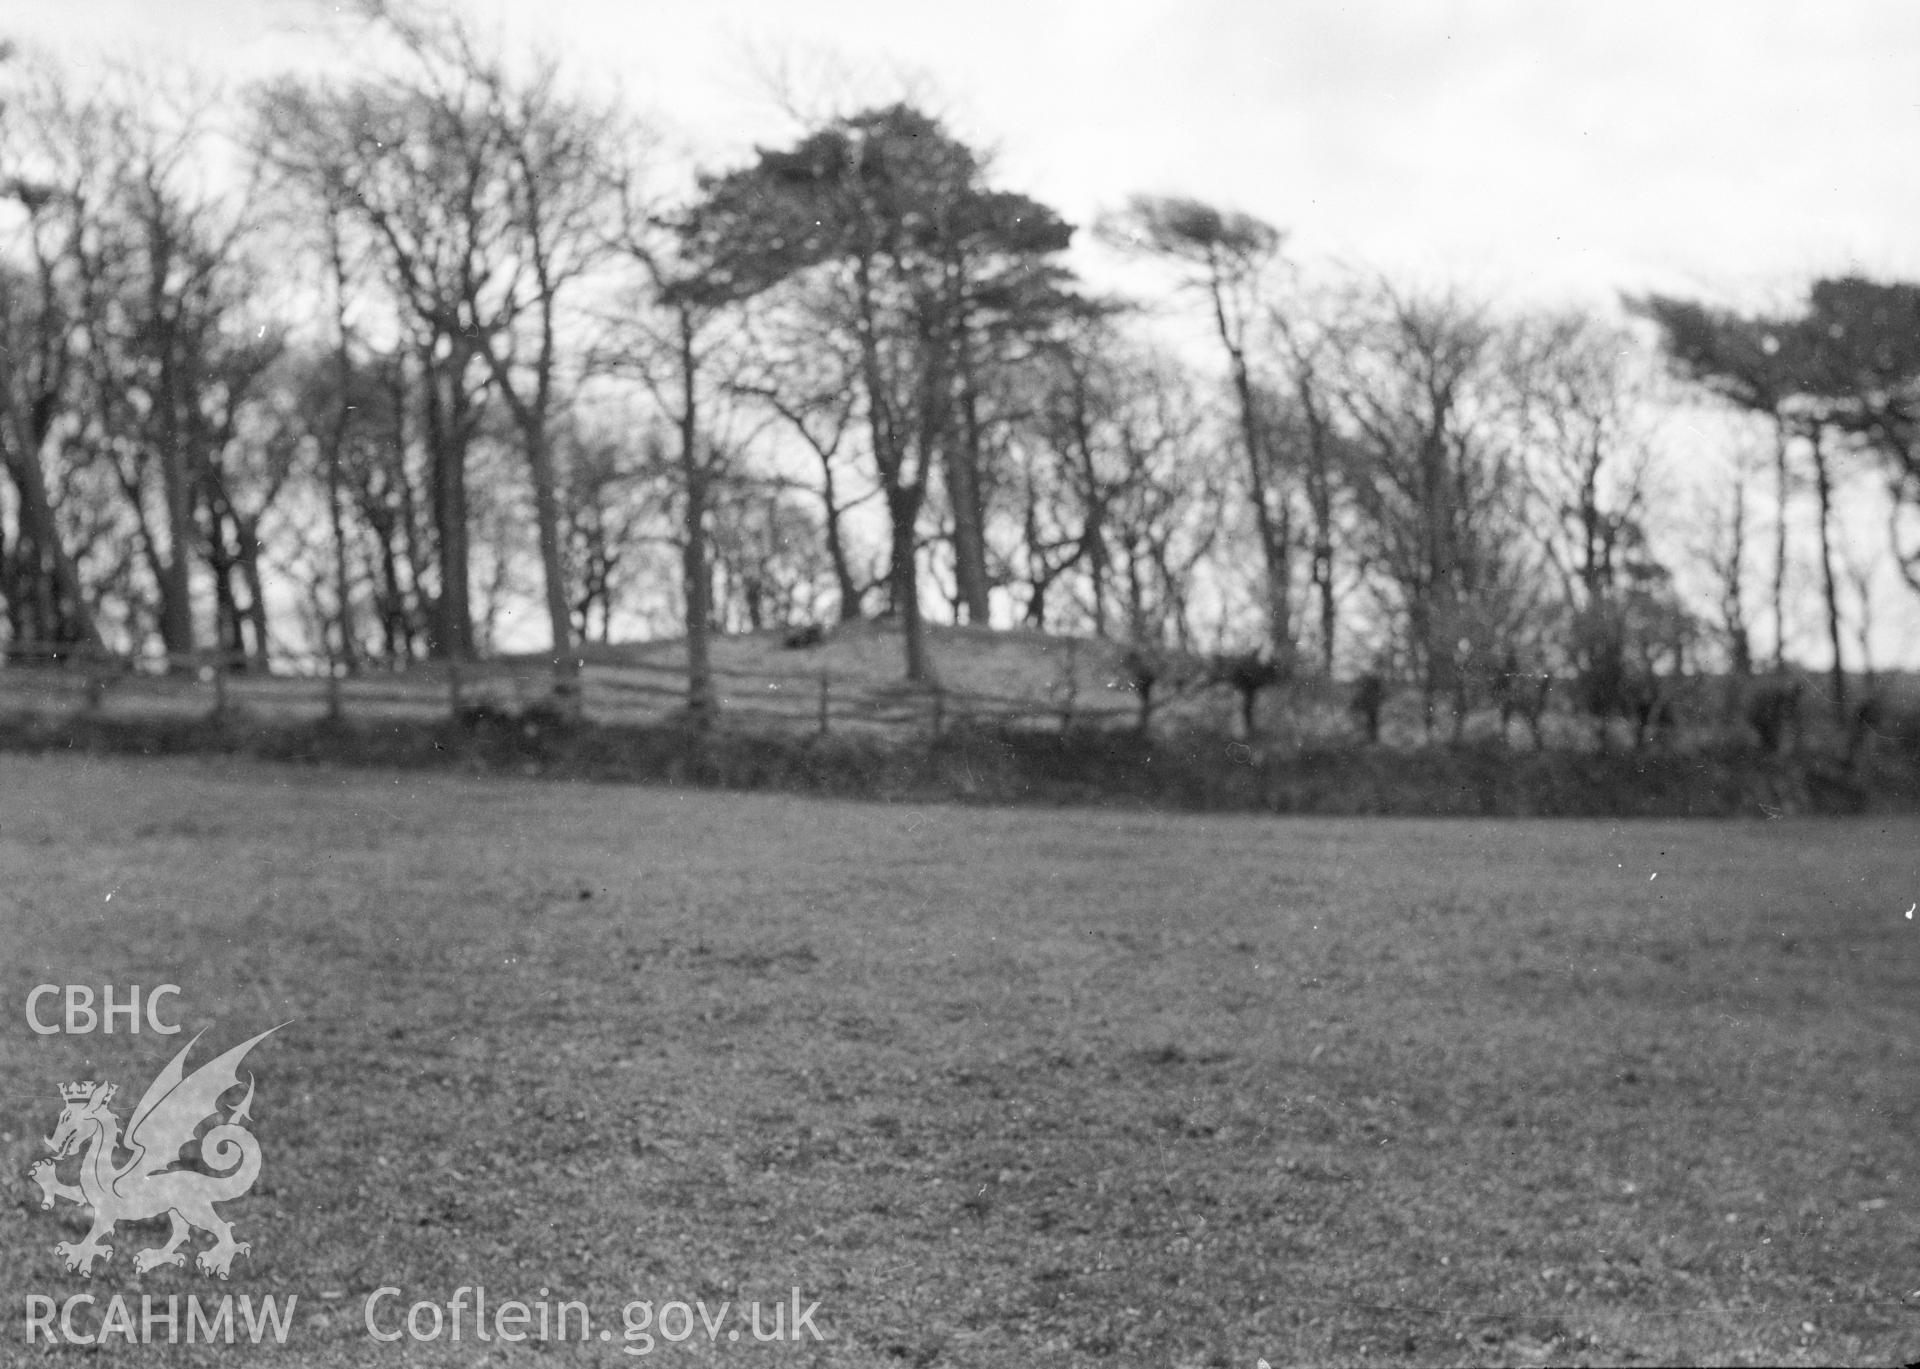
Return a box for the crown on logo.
[59,1081,99,1102]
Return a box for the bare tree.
[196,330,297,669]
[1014,312,1221,649]
[1801,418,1848,721]
[726,296,882,624]
[1322,283,1538,739]
[605,168,777,727]
[19,71,269,666]
[258,5,620,709]
[1026,303,1127,637]
[1108,364,1226,656]
[1635,286,1902,721]
[557,416,666,646]
[707,481,831,633]
[1098,196,1294,659]
[1269,287,1352,675]
[1696,437,1766,682]
[254,75,493,661]
[0,59,105,656]
[1631,294,1806,675]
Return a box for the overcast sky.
[12,1,1920,659]
[15,0,1920,310]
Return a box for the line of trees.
[1,8,1915,739]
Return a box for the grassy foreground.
[1,755,1916,1367]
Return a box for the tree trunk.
[1087,530,1109,638]
[1214,285,1291,656]
[209,540,240,666]
[888,486,933,684]
[1125,549,1149,645]
[235,517,271,668]
[325,221,359,675]
[1724,477,1751,678]
[946,336,992,624]
[1023,559,1050,631]
[481,282,580,712]
[852,250,936,685]
[424,347,474,661]
[945,438,991,625]
[148,241,198,672]
[1299,383,1337,675]
[680,467,716,724]
[523,422,580,711]
[817,456,864,623]
[157,435,197,669]
[677,311,716,727]
[326,423,357,673]
[1808,423,1846,723]
[430,442,472,659]
[387,363,431,661]
[0,444,104,654]
[1770,413,1791,670]
[156,550,196,668]
[1311,505,1334,674]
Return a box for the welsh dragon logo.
[26,1026,283,1279]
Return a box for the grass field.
[2,756,1916,1366]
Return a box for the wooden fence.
[0,640,1153,738]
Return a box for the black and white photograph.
[1,1,1916,1364]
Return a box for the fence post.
[818,668,831,737]
[1060,638,1078,732]
[83,644,107,713]
[552,656,584,722]
[930,684,945,739]
[210,650,229,718]
[325,651,344,721]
